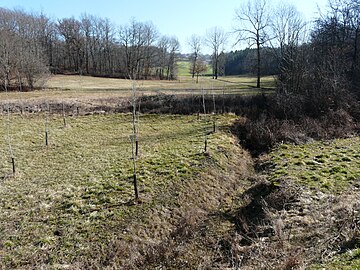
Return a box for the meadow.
[0,73,358,269]
[0,112,253,268]
[0,73,275,109]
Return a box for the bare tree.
[194,58,208,83]
[234,0,271,88]
[326,0,360,95]
[130,81,139,201]
[158,36,168,79]
[157,35,169,80]
[0,8,49,91]
[166,36,180,80]
[57,17,85,73]
[188,34,202,78]
[156,35,180,80]
[141,22,158,79]
[119,19,158,79]
[0,27,14,91]
[271,4,306,53]
[205,27,227,79]
[270,3,307,94]
[80,14,92,74]
[33,12,56,71]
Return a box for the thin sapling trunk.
[45,103,49,146]
[4,80,15,174]
[62,103,67,128]
[131,80,139,201]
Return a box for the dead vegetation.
[203,178,359,269]
[103,169,359,269]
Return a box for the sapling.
[62,103,67,128]
[222,86,225,114]
[6,102,15,174]
[212,85,217,133]
[45,103,49,146]
[4,78,15,174]
[130,79,139,201]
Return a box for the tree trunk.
[257,40,261,88]
[215,55,218,80]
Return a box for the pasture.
[0,113,251,268]
[177,61,213,76]
[0,74,275,108]
[0,74,358,269]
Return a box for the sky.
[0,0,329,53]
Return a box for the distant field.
[177,61,192,76]
[0,73,275,106]
[177,61,212,77]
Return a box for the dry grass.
[0,75,275,106]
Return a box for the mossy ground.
[269,137,360,193]
[0,113,246,268]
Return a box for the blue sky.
[0,0,328,53]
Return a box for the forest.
[0,7,180,88]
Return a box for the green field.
[177,61,212,77]
[177,61,192,76]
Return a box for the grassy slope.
[269,137,360,193]
[0,113,253,268]
[0,114,358,268]
[268,138,360,269]
[177,61,192,76]
[177,61,212,77]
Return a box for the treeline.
[223,0,360,103]
[233,0,360,154]
[0,8,179,90]
[224,48,278,76]
[276,0,360,108]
